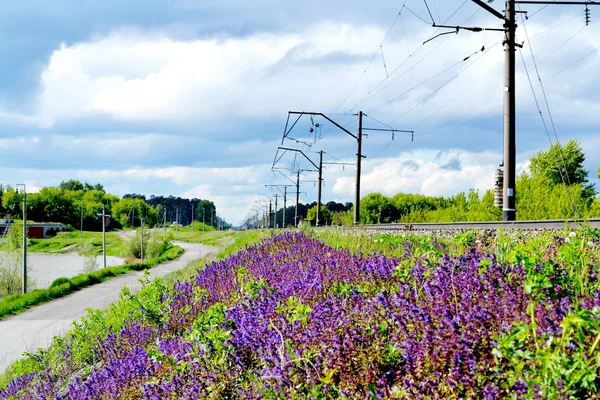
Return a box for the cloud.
[332,148,529,198]
[35,24,388,128]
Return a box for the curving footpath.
[0,241,215,374]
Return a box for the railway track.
[353,218,600,231]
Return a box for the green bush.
[49,277,72,289]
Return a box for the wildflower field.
[1,228,600,399]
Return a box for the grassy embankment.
[0,230,184,320]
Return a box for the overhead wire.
[518,3,583,217]
[418,11,594,139]
[349,5,480,113]
[331,1,407,115]
[387,38,503,125]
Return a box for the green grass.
[0,245,184,321]
[6,231,130,257]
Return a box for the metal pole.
[274,194,278,228]
[22,186,27,294]
[268,200,272,229]
[102,204,106,269]
[203,212,205,231]
[355,111,363,225]
[317,150,323,227]
[295,171,300,228]
[80,201,83,237]
[283,187,287,228]
[140,218,144,261]
[503,0,516,221]
[176,206,179,238]
[163,209,166,241]
[191,203,194,232]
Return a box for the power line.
[387,38,503,125]
[331,2,407,115]
[418,17,593,138]
[348,6,481,113]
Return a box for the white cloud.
[332,148,529,198]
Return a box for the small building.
[0,222,69,239]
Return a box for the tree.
[360,193,397,224]
[112,198,158,228]
[59,179,84,191]
[305,205,332,226]
[529,140,595,199]
[1,187,23,216]
[196,200,216,226]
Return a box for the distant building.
[0,221,68,239]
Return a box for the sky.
[1,0,600,225]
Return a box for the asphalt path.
[0,241,215,374]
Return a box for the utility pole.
[163,208,167,241]
[283,186,287,228]
[23,187,27,294]
[276,147,321,226]
[296,171,300,228]
[504,0,517,221]
[176,206,179,239]
[80,201,83,238]
[140,217,144,261]
[317,150,323,227]
[269,200,273,228]
[102,204,106,269]
[191,203,194,232]
[16,184,27,294]
[274,194,278,228]
[282,112,366,225]
[355,112,363,225]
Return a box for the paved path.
[0,241,215,373]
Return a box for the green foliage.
[196,200,217,227]
[305,205,332,225]
[494,307,600,398]
[0,223,26,296]
[112,198,158,228]
[516,172,591,220]
[360,192,397,224]
[530,140,589,187]
[127,228,166,259]
[1,187,23,216]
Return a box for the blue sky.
[1,0,599,224]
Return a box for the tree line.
[0,180,222,230]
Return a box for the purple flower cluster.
[2,232,598,399]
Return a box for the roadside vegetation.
[1,227,599,398]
